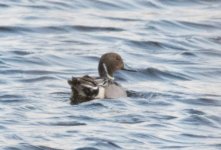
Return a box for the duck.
[68,52,127,104]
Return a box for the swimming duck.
[68,52,127,104]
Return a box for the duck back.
[104,83,127,98]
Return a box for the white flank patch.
[95,87,105,99]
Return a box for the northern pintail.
[68,52,127,104]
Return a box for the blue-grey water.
[0,0,221,149]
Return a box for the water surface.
[0,0,221,149]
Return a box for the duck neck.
[99,63,114,80]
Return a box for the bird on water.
[68,52,128,104]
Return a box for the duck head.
[98,52,124,79]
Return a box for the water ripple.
[0,25,124,35]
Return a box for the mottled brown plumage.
[68,75,99,104]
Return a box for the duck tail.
[67,77,78,86]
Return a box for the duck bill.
[122,66,137,72]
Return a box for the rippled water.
[0,0,221,149]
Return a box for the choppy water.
[0,0,221,149]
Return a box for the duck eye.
[116,56,120,61]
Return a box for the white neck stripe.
[103,63,114,80]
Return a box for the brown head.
[98,52,124,78]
